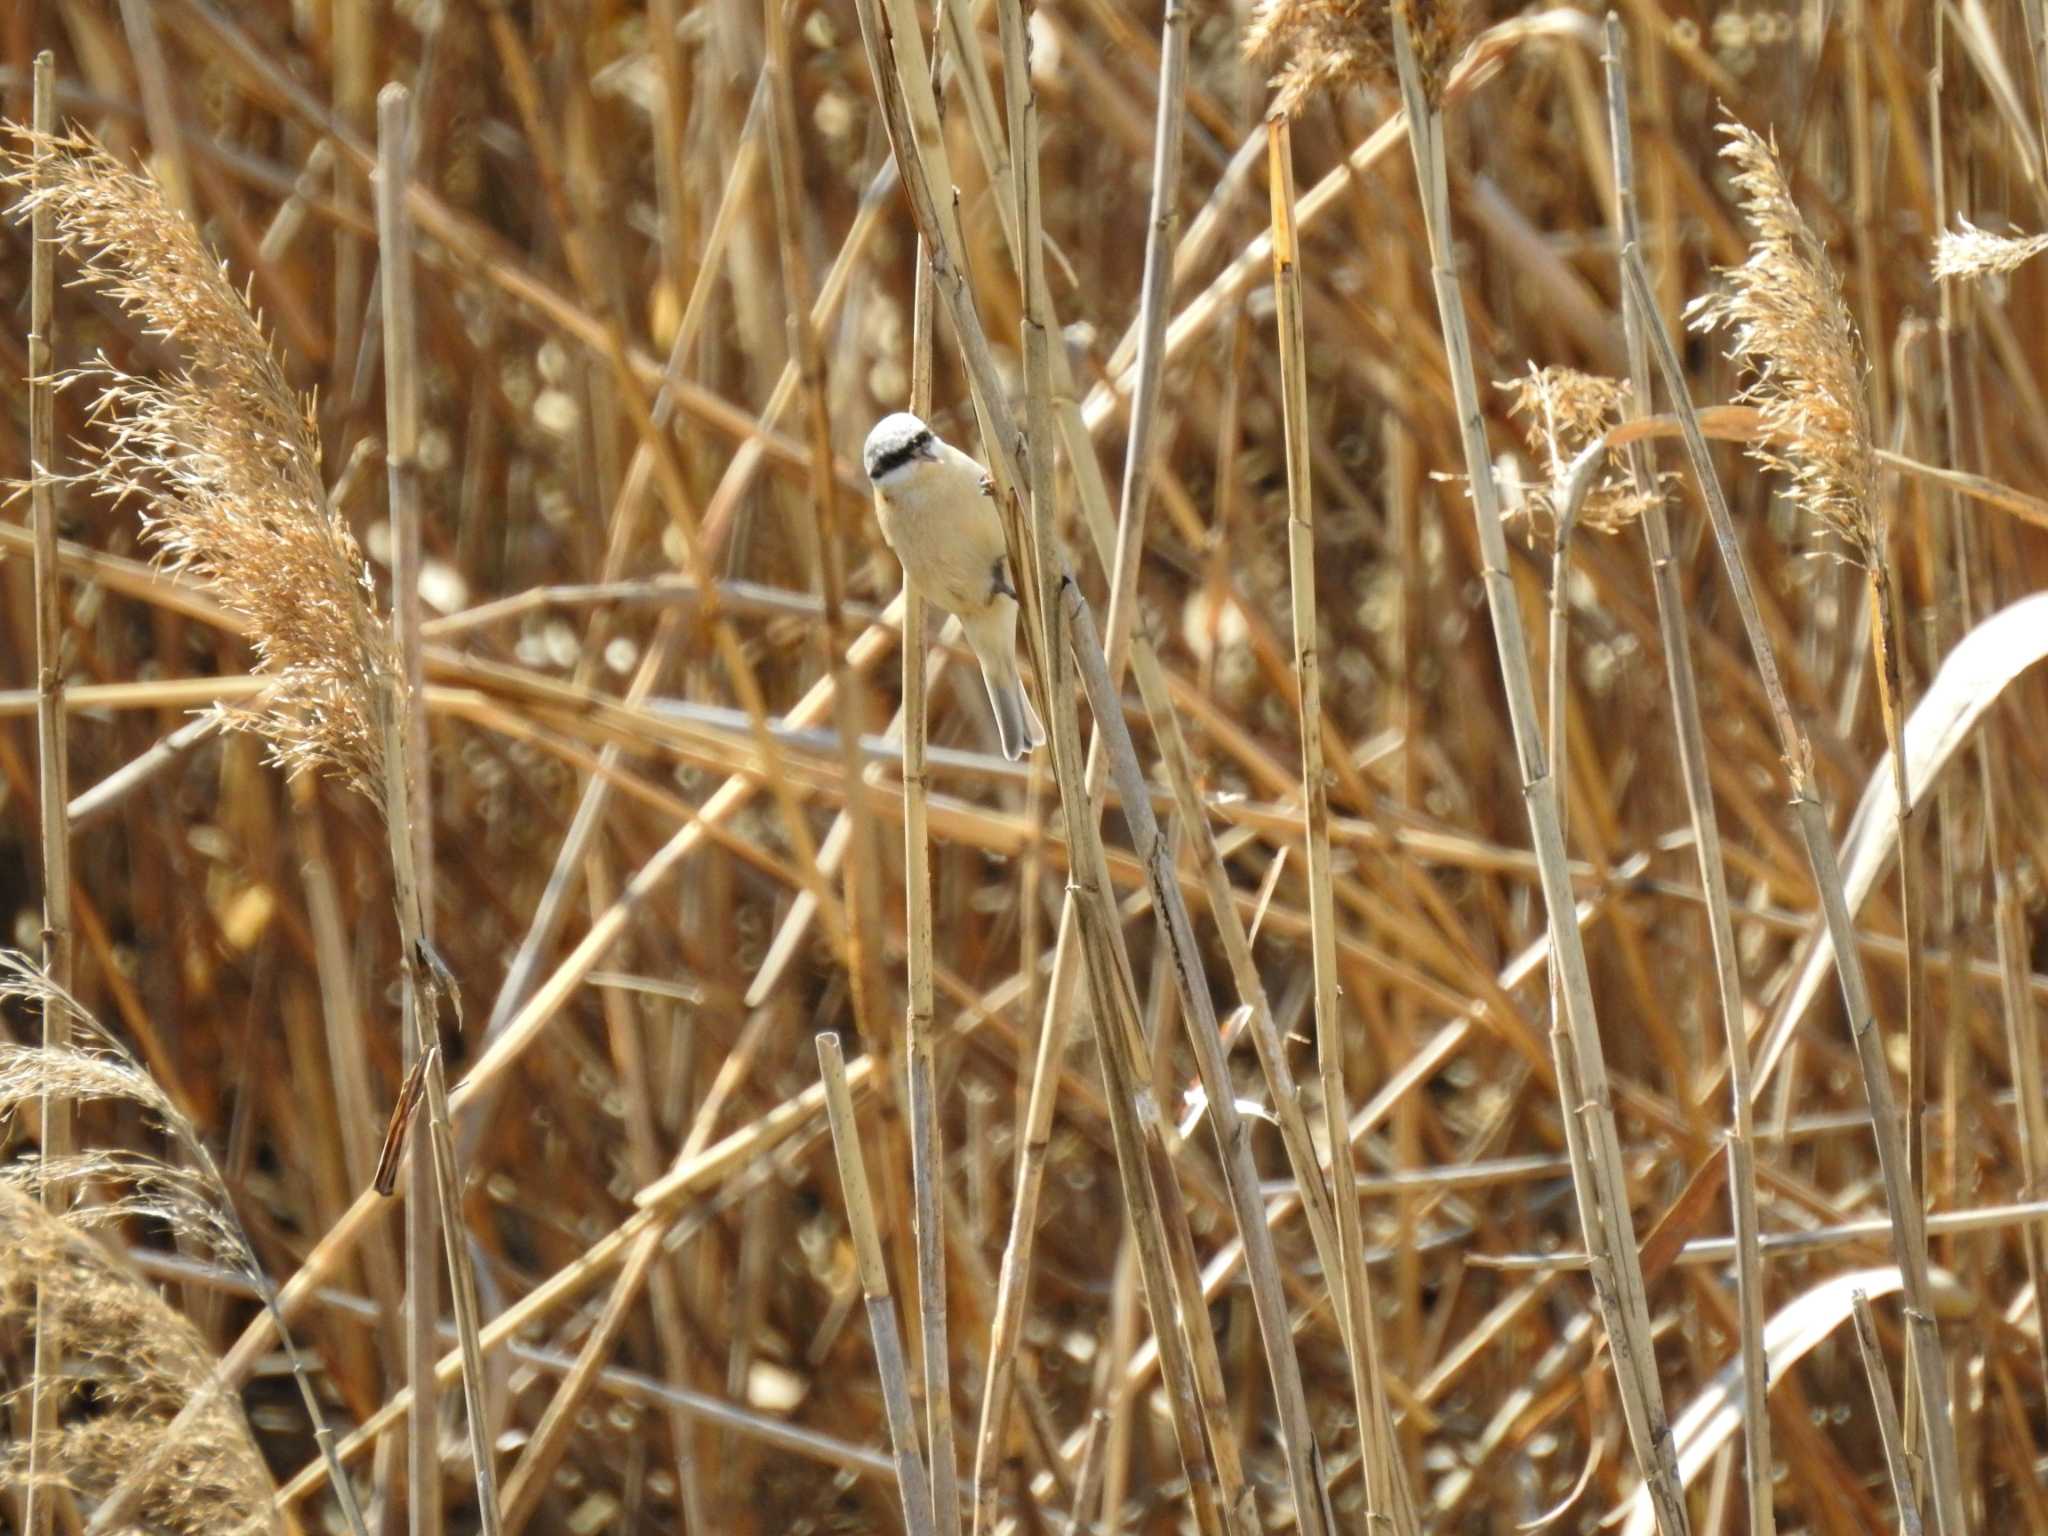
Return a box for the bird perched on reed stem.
[863,412,1045,761]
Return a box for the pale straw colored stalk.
[375,83,502,1536]
[818,1032,941,1536]
[25,52,69,1536]
[1266,111,1408,1534]
[899,10,958,1529]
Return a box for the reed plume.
[0,956,282,1535]
[1933,219,2048,281]
[1687,121,1879,566]
[1502,364,1655,537]
[1,127,394,804]
[0,1185,278,1536]
[1246,0,1469,113]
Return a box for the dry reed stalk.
[1620,226,1968,1536]
[1688,117,1931,1200]
[24,51,69,1536]
[838,0,1225,1521]
[373,84,502,1536]
[898,14,959,1531]
[1851,1289,1926,1536]
[1265,111,1408,1532]
[1602,21,1774,1533]
[376,81,439,1536]
[1063,573,1339,1535]
[990,2,1247,1526]
[1376,10,1691,1530]
[817,1031,941,1536]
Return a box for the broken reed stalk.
[1617,240,1967,1536]
[817,1032,940,1536]
[1385,13,1690,1532]
[1062,575,1333,1536]
[25,50,68,1536]
[1265,111,1407,1530]
[762,0,886,1048]
[376,82,502,1536]
[1602,20,1774,1534]
[1850,1288,1927,1536]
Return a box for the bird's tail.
[965,607,1045,763]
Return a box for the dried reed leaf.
[1614,1265,1971,1536]
[1933,219,2048,281]
[1687,121,1879,564]
[1756,589,2048,1086]
[1,126,394,803]
[0,1183,279,1535]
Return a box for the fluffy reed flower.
[1687,121,1879,565]
[1933,219,2048,281]
[0,1184,279,1535]
[1501,364,1654,537]
[1246,0,1469,114]
[0,958,280,1535]
[3,128,395,803]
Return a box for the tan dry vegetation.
[4,3,2048,1536]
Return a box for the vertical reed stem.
[1266,112,1406,1533]
[819,1032,941,1536]
[26,50,68,1536]
[378,82,503,1536]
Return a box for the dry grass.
[5,4,2048,1535]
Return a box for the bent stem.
[1602,20,1774,1534]
[1388,13,1690,1533]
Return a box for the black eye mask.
[867,430,935,481]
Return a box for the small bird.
[863,412,1045,761]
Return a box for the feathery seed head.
[1246,0,1469,115]
[1933,219,2048,282]
[1687,120,1879,565]
[3,126,396,804]
[1501,366,1654,537]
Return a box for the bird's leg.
[990,557,1020,604]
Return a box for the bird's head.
[863,412,942,489]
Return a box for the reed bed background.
[4,1,2048,1533]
